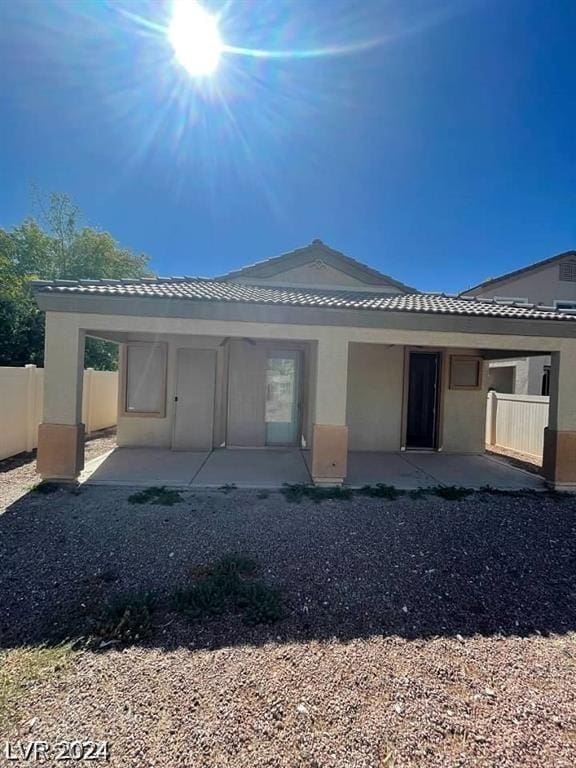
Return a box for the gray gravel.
[1,484,576,766]
[0,430,116,508]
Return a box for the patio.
[79,447,545,490]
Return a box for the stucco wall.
[467,254,576,306]
[232,262,398,291]
[346,344,488,454]
[116,334,314,450]
[441,353,488,453]
[346,343,404,450]
[116,334,227,449]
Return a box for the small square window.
[450,356,482,390]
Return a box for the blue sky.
[1,0,575,293]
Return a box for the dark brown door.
[406,352,440,449]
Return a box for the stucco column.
[311,337,349,485]
[542,346,576,491]
[37,313,86,480]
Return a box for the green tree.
[0,192,153,369]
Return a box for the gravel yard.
[0,430,116,508]
[1,481,575,766]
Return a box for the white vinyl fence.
[485,391,549,461]
[0,365,118,461]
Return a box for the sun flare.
[169,0,223,77]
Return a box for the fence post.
[486,391,497,447]
[84,368,94,437]
[24,364,37,452]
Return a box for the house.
[32,240,576,490]
[461,250,576,395]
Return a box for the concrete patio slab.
[80,447,209,487]
[342,452,435,488]
[403,452,545,490]
[79,447,544,492]
[192,448,311,488]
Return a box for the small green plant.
[92,592,155,645]
[213,553,257,577]
[431,485,475,501]
[236,580,283,625]
[175,554,282,625]
[281,483,353,503]
[31,481,60,494]
[128,486,182,506]
[358,484,403,500]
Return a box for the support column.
[542,346,576,491]
[37,313,86,481]
[311,337,349,485]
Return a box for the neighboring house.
[32,240,576,489]
[461,250,576,395]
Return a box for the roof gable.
[461,250,576,296]
[218,240,418,293]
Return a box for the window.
[554,301,576,312]
[493,296,528,305]
[559,261,576,282]
[449,356,482,390]
[123,343,167,416]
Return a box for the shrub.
[431,485,474,501]
[175,554,282,625]
[92,592,155,644]
[31,481,60,494]
[281,483,353,503]
[128,486,182,506]
[358,484,403,500]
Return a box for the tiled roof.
[32,277,576,322]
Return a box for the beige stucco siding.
[346,344,488,454]
[346,343,404,451]
[42,310,576,461]
[232,262,398,291]
[117,334,227,449]
[468,254,576,306]
[440,353,488,453]
[226,339,267,447]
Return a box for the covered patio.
[79,446,545,490]
[32,261,576,492]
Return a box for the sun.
[168,0,223,77]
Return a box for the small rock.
[456,634,465,644]
[296,703,309,715]
[393,702,403,714]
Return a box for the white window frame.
[493,296,529,305]
[554,300,576,313]
[120,342,168,418]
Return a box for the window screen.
[559,261,576,282]
[125,344,166,414]
[450,356,482,390]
